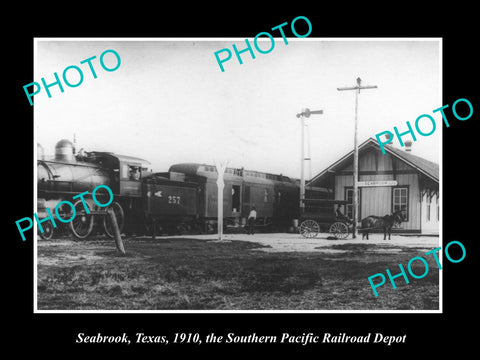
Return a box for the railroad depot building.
[307,138,439,235]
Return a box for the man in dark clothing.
[335,204,350,223]
[247,206,257,235]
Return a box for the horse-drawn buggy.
[298,199,353,239]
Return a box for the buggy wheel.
[103,202,125,238]
[69,199,94,239]
[329,222,349,239]
[299,219,320,238]
[38,221,54,240]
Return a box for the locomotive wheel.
[329,222,349,239]
[103,202,125,238]
[299,219,320,238]
[38,222,54,240]
[69,199,94,239]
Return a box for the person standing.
[247,206,257,235]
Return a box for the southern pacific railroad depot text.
[206,332,406,345]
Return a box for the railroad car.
[168,163,300,232]
[37,140,303,239]
[128,171,199,236]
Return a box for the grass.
[37,237,439,311]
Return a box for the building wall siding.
[395,173,420,231]
[421,193,439,234]
[335,150,421,231]
[360,184,391,220]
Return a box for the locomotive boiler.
[37,139,200,240]
[38,140,110,239]
[37,139,147,239]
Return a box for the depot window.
[437,194,439,222]
[345,187,361,220]
[392,186,409,221]
[426,195,431,221]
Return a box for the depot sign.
[358,180,398,187]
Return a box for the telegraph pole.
[296,108,323,212]
[337,78,377,239]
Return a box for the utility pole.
[337,77,377,239]
[296,108,323,212]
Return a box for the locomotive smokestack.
[404,140,412,152]
[55,139,76,162]
[385,133,393,145]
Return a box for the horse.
[360,210,404,240]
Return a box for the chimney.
[405,140,412,152]
[385,133,393,146]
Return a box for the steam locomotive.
[37,139,302,240]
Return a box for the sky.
[35,38,441,179]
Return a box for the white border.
[33,37,443,314]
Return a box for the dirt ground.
[36,233,440,311]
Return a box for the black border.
[6,4,478,355]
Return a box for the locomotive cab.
[90,152,150,197]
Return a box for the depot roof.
[309,137,439,184]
